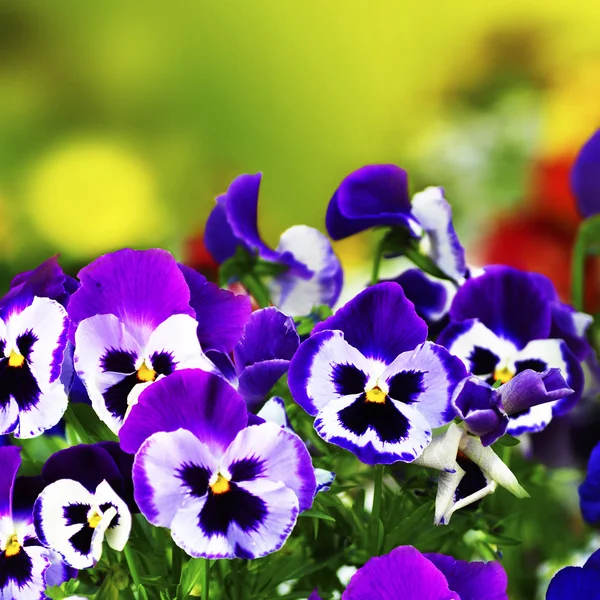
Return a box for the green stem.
[371,235,388,286]
[241,273,271,308]
[203,559,211,600]
[370,465,384,555]
[572,224,588,312]
[172,545,183,584]
[123,545,142,590]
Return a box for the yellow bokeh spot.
[26,139,169,257]
[493,366,514,385]
[365,386,387,404]
[137,361,157,382]
[210,473,231,495]
[8,350,25,368]
[88,511,102,529]
[4,534,20,557]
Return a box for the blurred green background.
[1,0,600,273]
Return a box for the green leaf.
[299,509,336,523]
[176,558,205,600]
[494,435,520,447]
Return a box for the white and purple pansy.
[33,444,133,570]
[208,307,300,412]
[414,423,528,525]
[311,545,508,600]
[437,266,585,436]
[119,369,317,559]
[326,165,467,282]
[288,283,467,465]
[0,291,69,439]
[204,173,343,317]
[0,447,50,600]
[68,249,220,434]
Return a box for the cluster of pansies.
[0,128,599,599]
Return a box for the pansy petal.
[144,313,216,375]
[94,480,131,552]
[256,397,292,430]
[579,442,600,524]
[133,428,218,527]
[204,200,248,263]
[381,342,467,427]
[13,383,69,439]
[178,264,252,353]
[449,267,551,348]
[571,129,600,218]
[0,545,49,600]
[170,478,299,560]
[313,283,428,362]
[546,565,600,599]
[288,330,374,416]
[74,314,142,433]
[0,446,20,518]
[393,269,450,324]
[326,165,417,240]
[424,554,508,600]
[314,469,335,495]
[343,545,459,600]
[269,226,343,317]
[410,187,467,281]
[238,361,290,409]
[222,422,316,512]
[414,423,463,473]
[234,308,299,370]
[0,401,19,437]
[33,479,96,569]
[68,248,195,340]
[43,445,124,496]
[314,394,432,464]
[120,370,248,456]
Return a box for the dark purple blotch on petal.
[571,129,600,218]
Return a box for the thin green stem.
[572,224,588,311]
[370,465,384,555]
[241,273,271,308]
[123,545,142,590]
[371,235,387,286]
[172,545,183,585]
[203,559,211,600]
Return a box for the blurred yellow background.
[1,0,600,273]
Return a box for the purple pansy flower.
[437,266,584,435]
[571,129,600,218]
[415,423,528,524]
[33,444,132,570]
[326,166,467,282]
[546,548,600,599]
[452,369,573,444]
[0,447,50,600]
[578,441,600,524]
[311,545,508,599]
[209,307,300,412]
[0,289,69,439]
[288,283,467,465]
[69,249,217,434]
[204,173,343,317]
[119,369,316,559]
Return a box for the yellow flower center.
[210,473,231,495]
[365,386,386,404]
[137,361,156,382]
[88,511,102,529]
[493,366,514,385]
[4,534,20,557]
[8,350,25,368]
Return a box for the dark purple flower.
[120,369,316,559]
[311,545,508,599]
[571,129,600,218]
[288,283,467,464]
[438,267,584,435]
[546,548,600,599]
[579,441,600,524]
[205,173,343,317]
